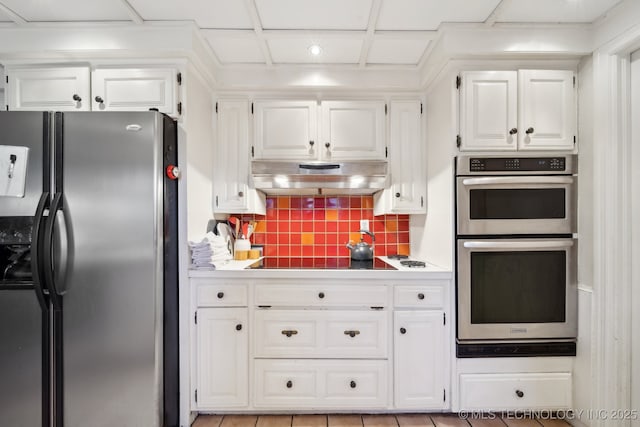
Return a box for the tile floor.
[191,414,572,427]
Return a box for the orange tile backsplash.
[231,195,410,261]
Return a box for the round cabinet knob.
[238,191,244,197]
[395,193,401,198]
[325,142,331,149]
[72,94,82,102]
[515,389,524,398]
[525,127,535,134]
[417,293,425,300]
[400,327,407,334]
[286,380,293,389]
[318,292,325,299]
[217,292,224,299]
[509,128,518,135]
[350,381,357,389]
[235,324,242,331]
[309,140,315,146]
[95,96,104,104]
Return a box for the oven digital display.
[470,157,566,172]
[470,251,566,324]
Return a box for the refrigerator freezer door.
[58,112,165,427]
[0,290,44,427]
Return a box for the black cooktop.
[259,257,397,270]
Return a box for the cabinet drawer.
[459,372,572,410]
[394,284,445,308]
[254,284,388,307]
[254,359,387,408]
[197,284,248,307]
[254,310,387,358]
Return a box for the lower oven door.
[456,176,575,235]
[457,238,577,341]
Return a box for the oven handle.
[461,176,574,186]
[463,241,574,249]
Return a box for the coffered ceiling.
[0,0,625,68]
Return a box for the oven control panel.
[469,157,566,172]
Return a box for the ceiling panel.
[267,37,364,64]
[0,0,130,21]
[376,0,501,30]
[255,0,373,30]
[367,38,431,65]
[497,0,622,23]
[205,33,265,64]
[126,0,253,28]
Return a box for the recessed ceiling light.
[309,45,322,56]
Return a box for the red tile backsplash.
[232,195,410,261]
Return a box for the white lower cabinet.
[459,372,572,410]
[394,311,446,409]
[254,309,387,359]
[254,359,388,409]
[195,307,248,409]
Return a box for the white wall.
[184,67,215,240]
[410,70,455,270]
[572,55,595,426]
[630,48,640,427]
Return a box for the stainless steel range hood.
[251,160,388,195]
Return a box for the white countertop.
[188,256,452,280]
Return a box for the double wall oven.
[455,155,578,357]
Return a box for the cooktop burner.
[387,254,409,260]
[258,257,397,270]
[399,260,426,268]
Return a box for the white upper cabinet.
[320,101,386,160]
[374,100,425,215]
[253,100,318,159]
[253,99,387,161]
[5,66,91,111]
[91,68,179,116]
[214,100,265,215]
[459,70,576,151]
[517,70,576,151]
[5,65,181,117]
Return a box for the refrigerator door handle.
[31,192,50,308]
[44,192,66,306]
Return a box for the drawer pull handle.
[235,324,242,331]
[515,389,524,398]
[286,380,293,389]
[400,327,407,334]
[350,380,357,389]
[318,292,325,299]
[217,292,224,299]
[417,293,425,300]
[344,330,360,338]
[281,330,298,337]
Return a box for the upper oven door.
[456,175,575,236]
[457,238,577,341]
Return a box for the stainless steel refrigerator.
[0,111,179,427]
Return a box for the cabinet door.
[388,100,425,213]
[91,68,178,115]
[321,101,386,160]
[6,67,90,111]
[459,71,517,151]
[253,100,318,159]
[518,70,576,151]
[196,308,248,408]
[214,100,265,214]
[394,311,446,409]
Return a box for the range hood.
[251,160,389,195]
